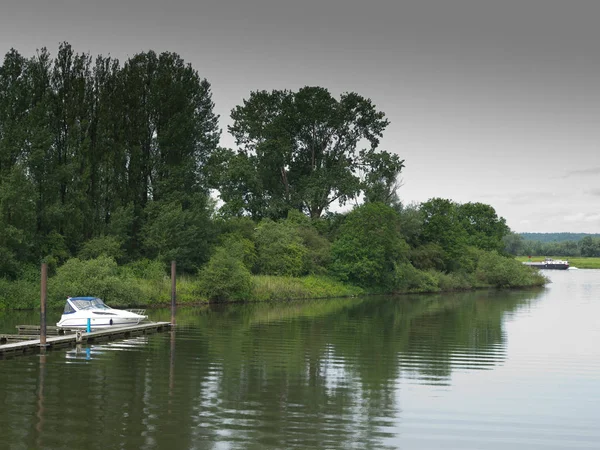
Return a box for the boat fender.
[110,319,113,326]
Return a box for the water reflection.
[36,354,46,448]
[0,287,553,449]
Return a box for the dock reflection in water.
[1,271,600,449]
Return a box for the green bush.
[48,256,143,308]
[0,278,39,310]
[120,258,167,280]
[409,243,445,271]
[219,235,257,271]
[198,247,253,302]
[254,219,307,276]
[393,263,439,293]
[297,225,331,274]
[476,251,546,288]
[78,235,124,261]
[428,270,474,291]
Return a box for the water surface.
[1,270,599,449]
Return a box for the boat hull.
[523,262,569,270]
[57,317,145,329]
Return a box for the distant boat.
[56,297,147,329]
[522,258,569,270]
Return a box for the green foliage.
[215,216,257,242]
[120,258,167,280]
[285,209,332,274]
[519,235,600,258]
[457,202,510,252]
[0,45,552,309]
[0,44,219,268]
[78,235,124,261]
[475,251,546,288]
[198,247,253,302]
[419,198,468,271]
[409,242,445,271]
[396,202,423,247]
[106,203,135,256]
[142,196,216,273]
[0,278,39,310]
[219,235,257,271]
[297,224,331,274]
[254,219,307,276]
[360,149,405,206]
[219,86,397,219]
[330,203,409,288]
[503,232,525,256]
[521,232,600,243]
[48,256,141,308]
[250,275,363,302]
[579,236,600,257]
[428,270,474,291]
[418,198,510,271]
[393,263,440,293]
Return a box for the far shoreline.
[515,256,600,269]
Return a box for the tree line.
[0,44,543,302]
[504,233,600,257]
[520,232,600,243]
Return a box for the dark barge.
[522,258,570,270]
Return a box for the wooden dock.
[0,322,172,359]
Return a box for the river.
[0,269,599,449]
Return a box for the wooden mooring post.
[40,263,48,349]
[171,260,176,326]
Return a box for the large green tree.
[457,202,510,253]
[214,86,403,219]
[330,203,409,288]
[419,198,469,271]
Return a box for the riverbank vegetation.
[505,233,600,257]
[0,44,545,310]
[516,256,600,269]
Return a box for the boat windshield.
[71,298,111,311]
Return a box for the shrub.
[220,235,257,271]
[78,235,124,261]
[48,256,142,308]
[120,258,167,280]
[0,278,39,310]
[393,263,439,293]
[476,251,546,288]
[254,219,307,276]
[409,243,445,271]
[428,270,473,291]
[198,247,253,302]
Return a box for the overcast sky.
[2,0,599,232]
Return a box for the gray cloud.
[564,167,600,178]
[587,188,600,197]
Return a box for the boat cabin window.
[71,298,111,310]
[63,302,76,314]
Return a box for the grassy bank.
[516,256,600,269]
[250,275,364,301]
[0,254,547,311]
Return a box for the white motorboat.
[56,296,147,329]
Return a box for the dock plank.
[0,322,171,358]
